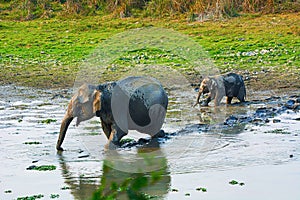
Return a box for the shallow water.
[0,85,299,200]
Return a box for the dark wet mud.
[0,85,299,200]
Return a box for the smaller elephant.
[56,76,168,151]
[194,73,246,107]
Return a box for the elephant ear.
[207,78,217,92]
[93,90,101,114]
[77,84,92,104]
[71,84,100,126]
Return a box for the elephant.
[194,73,246,107]
[56,76,168,151]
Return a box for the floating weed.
[120,138,135,145]
[40,119,57,124]
[229,180,239,185]
[171,188,179,192]
[17,194,44,200]
[196,187,207,192]
[26,165,56,171]
[229,180,245,186]
[185,193,191,196]
[18,119,23,123]
[50,194,59,199]
[264,129,291,134]
[87,132,100,136]
[61,186,70,190]
[4,190,12,193]
[24,141,41,145]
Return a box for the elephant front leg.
[101,120,112,139]
[226,96,233,104]
[202,96,211,106]
[106,124,127,149]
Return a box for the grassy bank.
[0,13,299,90]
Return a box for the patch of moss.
[120,138,135,145]
[40,119,57,124]
[27,165,56,171]
[50,194,59,199]
[264,129,291,134]
[61,186,71,190]
[196,187,207,192]
[24,141,41,145]
[17,194,44,200]
[229,180,239,185]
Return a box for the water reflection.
[58,138,170,200]
[197,104,248,134]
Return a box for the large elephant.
[56,76,168,151]
[194,73,246,107]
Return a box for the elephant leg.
[214,94,223,106]
[237,86,246,103]
[203,96,211,106]
[152,130,166,138]
[237,94,245,103]
[101,120,112,139]
[226,96,233,104]
[109,124,127,146]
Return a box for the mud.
[0,85,299,200]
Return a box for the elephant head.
[194,76,225,107]
[56,84,101,151]
[194,77,211,107]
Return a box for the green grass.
[0,13,299,89]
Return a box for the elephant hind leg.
[237,86,246,102]
[152,130,166,138]
[237,94,245,102]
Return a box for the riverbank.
[1,13,299,90]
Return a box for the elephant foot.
[105,141,119,150]
[152,130,166,138]
[56,146,64,151]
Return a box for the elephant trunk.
[56,114,74,151]
[193,89,203,107]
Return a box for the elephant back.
[223,73,245,97]
[116,76,168,127]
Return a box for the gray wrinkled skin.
[194,73,246,107]
[56,76,168,151]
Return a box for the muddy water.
[0,85,299,200]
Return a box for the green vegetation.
[196,187,207,192]
[91,160,167,200]
[265,128,291,134]
[17,194,44,200]
[120,138,135,145]
[40,119,57,124]
[1,0,299,21]
[229,180,239,185]
[27,165,57,171]
[61,186,71,190]
[24,141,42,145]
[50,194,60,199]
[229,180,245,186]
[0,1,299,90]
